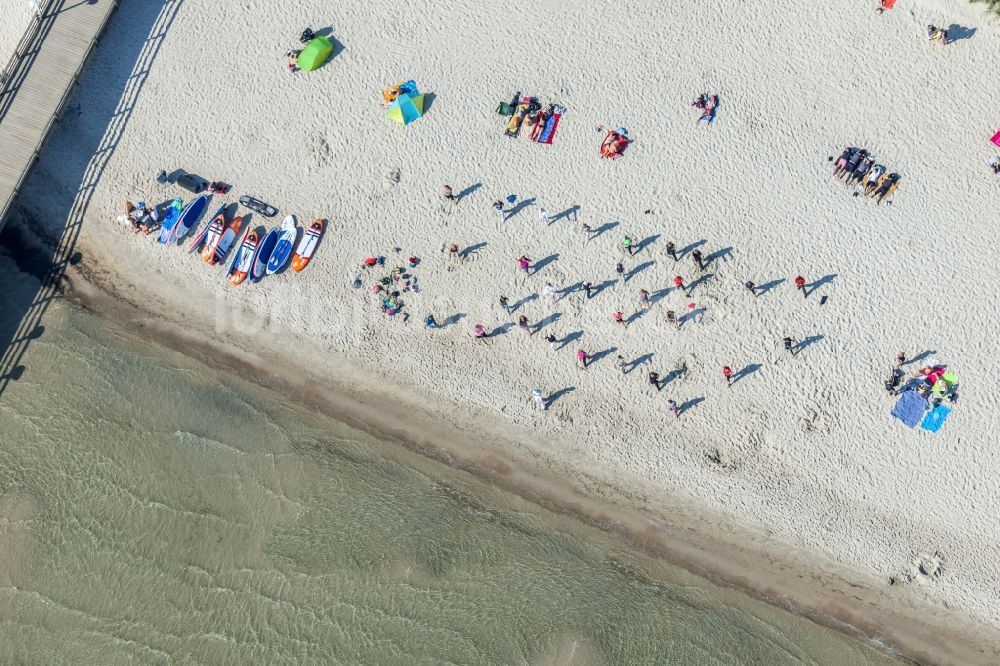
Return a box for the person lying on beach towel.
[838,149,868,182]
[846,155,874,187]
[693,94,719,126]
[874,173,900,204]
[505,105,528,137]
[863,164,885,194]
[599,127,630,158]
[832,147,858,178]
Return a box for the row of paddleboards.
[152,193,325,285]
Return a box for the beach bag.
[496,102,514,116]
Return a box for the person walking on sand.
[532,387,547,411]
[545,333,558,351]
[692,249,705,272]
[623,235,635,256]
[665,241,678,262]
[500,295,512,314]
[648,371,661,391]
[583,281,594,299]
[581,222,593,245]
[783,336,796,355]
[518,315,534,336]
[638,288,651,309]
[616,355,628,375]
[538,208,549,226]
[516,255,532,275]
[722,365,733,386]
[673,276,689,297]
[493,200,505,223]
[616,262,625,280]
[794,275,806,297]
[896,352,906,368]
[576,348,589,369]
[744,280,757,297]
[612,311,625,326]
[442,184,458,205]
[543,281,558,304]
[667,398,680,418]
[474,324,488,340]
[665,309,679,330]
[445,243,463,266]
[424,314,438,329]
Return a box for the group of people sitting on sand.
[692,93,719,126]
[831,147,900,205]
[597,125,630,159]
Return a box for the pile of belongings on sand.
[383,80,425,125]
[831,146,900,205]
[890,363,958,432]
[497,94,565,144]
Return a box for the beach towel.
[891,390,928,428]
[920,405,952,433]
[536,107,564,144]
[992,130,1000,148]
[505,108,526,137]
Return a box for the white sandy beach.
[0,1,32,67]
[8,0,1000,661]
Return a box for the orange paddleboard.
[291,219,325,272]
[208,215,243,265]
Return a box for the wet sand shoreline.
[61,255,998,666]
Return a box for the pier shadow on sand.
[0,0,187,399]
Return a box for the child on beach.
[545,333,557,351]
[443,185,458,205]
[744,280,757,296]
[638,289,651,309]
[794,275,806,296]
[623,235,635,256]
[532,388,547,410]
[500,295,512,314]
[612,311,624,326]
[667,399,680,418]
[473,324,488,340]
[576,349,588,369]
[516,255,532,275]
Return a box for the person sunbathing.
[838,149,867,182]
[846,156,873,187]
[832,147,853,177]
[863,164,886,194]
[600,130,629,158]
[696,95,719,125]
[874,173,900,204]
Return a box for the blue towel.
[920,405,952,433]
[891,390,928,428]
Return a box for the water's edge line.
[57,260,996,666]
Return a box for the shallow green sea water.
[0,264,902,664]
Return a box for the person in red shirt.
[794,275,806,297]
[673,276,689,297]
[722,366,733,386]
[612,311,624,325]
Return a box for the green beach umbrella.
[297,36,333,72]
[385,92,425,125]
